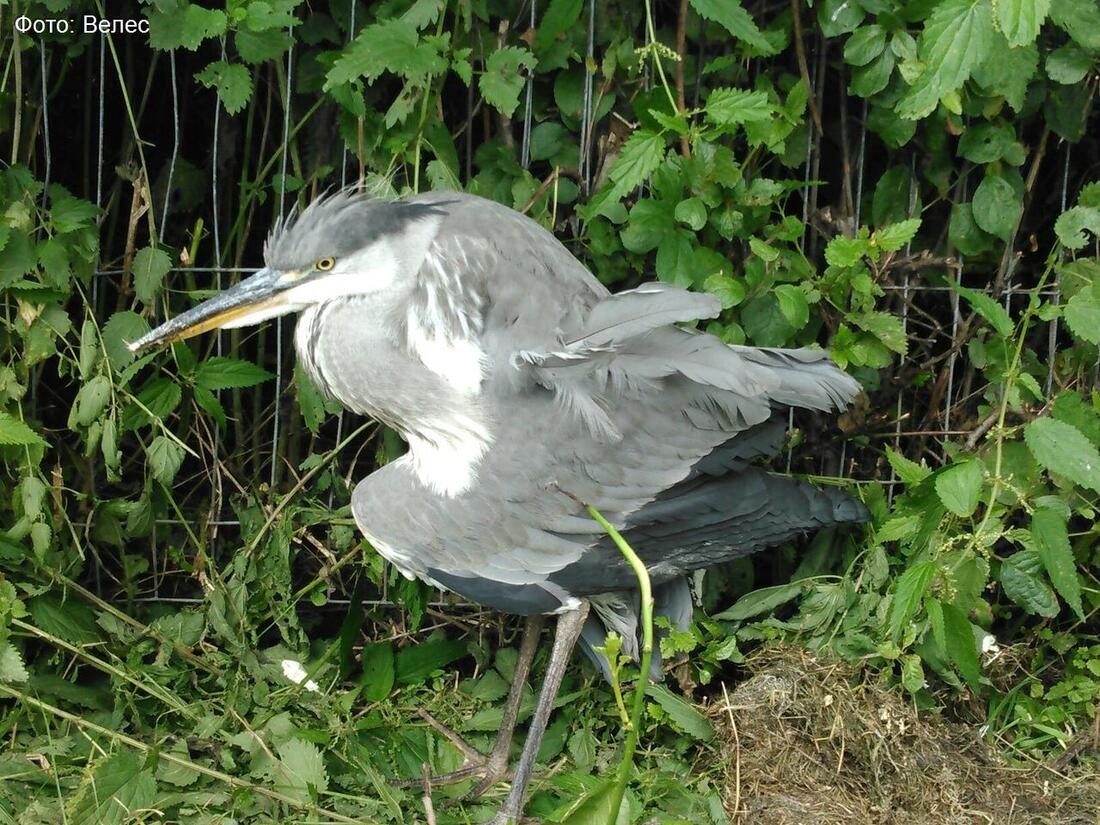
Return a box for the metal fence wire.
[18,2,1084,613]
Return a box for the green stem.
[585,504,652,825]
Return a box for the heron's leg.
[491,601,590,825]
[394,614,544,791]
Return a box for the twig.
[675,0,691,158]
[790,0,822,136]
[421,763,438,825]
[963,409,1000,450]
[721,682,742,822]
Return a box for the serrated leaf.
[535,0,584,51]
[949,281,1014,337]
[972,175,1021,242]
[873,218,921,252]
[889,560,936,639]
[648,684,715,741]
[1031,507,1084,620]
[898,0,994,120]
[0,644,29,683]
[147,435,184,485]
[68,751,156,825]
[0,412,47,446]
[1054,206,1100,250]
[195,357,274,391]
[148,4,227,51]
[702,273,746,309]
[395,638,468,685]
[193,385,227,430]
[713,581,805,620]
[689,0,774,53]
[195,61,253,115]
[236,27,292,64]
[480,46,536,116]
[775,284,809,329]
[74,375,111,427]
[825,235,872,267]
[886,447,931,487]
[1001,549,1060,617]
[132,247,172,303]
[1025,417,1100,492]
[704,88,774,126]
[325,19,446,88]
[995,0,1050,47]
[1049,0,1100,49]
[900,654,925,693]
[101,311,150,373]
[1064,291,1100,344]
[935,460,984,517]
[674,197,707,231]
[602,129,666,201]
[1052,390,1100,444]
[941,601,980,690]
[269,739,329,803]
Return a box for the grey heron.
[130,190,868,823]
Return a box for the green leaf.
[479,46,536,116]
[702,273,746,309]
[195,61,253,115]
[0,412,47,446]
[236,28,293,64]
[38,237,70,287]
[971,175,1021,241]
[674,197,707,231]
[704,88,774,126]
[326,19,446,88]
[1064,291,1100,345]
[148,3,227,51]
[535,0,584,51]
[360,642,395,701]
[935,460,984,517]
[395,637,468,684]
[713,581,806,620]
[898,0,994,120]
[1054,206,1100,250]
[995,0,1050,47]
[973,38,1037,111]
[1046,44,1093,84]
[648,684,715,741]
[941,602,980,690]
[873,218,921,252]
[74,375,111,427]
[775,284,809,329]
[889,560,936,639]
[268,739,329,804]
[886,447,930,486]
[1001,549,1060,617]
[949,201,994,256]
[147,435,184,485]
[851,311,908,355]
[958,123,1019,165]
[0,643,28,683]
[195,357,274,391]
[949,281,1014,338]
[1024,417,1100,493]
[132,246,172,304]
[824,235,872,267]
[68,751,156,825]
[1031,507,1084,620]
[901,654,925,693]
[844,25,887,66]
[101,311,149,373]
[1052,390,1100,445]
[689,0,774,54]
[604,130,666,200]
[1049,0,1100,50]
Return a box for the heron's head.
[128,192,448,354]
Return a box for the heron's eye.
[315,256,336,272]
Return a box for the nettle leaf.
[1031,507,1084,620]
[971,175,1021,242]
[851,311,907,355]
[195,357,274,391]
[1025,417,1100,493]
[873,218,921,252]
[68,751,156,825]
[898,0,994,120]
[479,46,536,116]
[148,3,227,51]
[605,130,666,199]
[147,435,185,485]
[648,684,715,741]
[704,88,774,126]
[824,235,872,267]
[0,412,47,446]
[195,61,253,115]
[935,460,984,517]
[889,560,936,639]
[1054,206,1100,250]
[995,0,1050,47]
[101,311,149,373]
[132,246,172,304]
[1064,290,1100,345]
[236,28,293,64]
[1053,390,1100,445]
[950,281,1014,338]
[0,643,29,683]
[941,601,980,690]
[268,739,329,804]
[326,19,446,88]
[689,0,774,54]
[1001,549,1060,617]
[886,446,930,486]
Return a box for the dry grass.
[707,646,1100,825]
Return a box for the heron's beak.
[128,268,295,355]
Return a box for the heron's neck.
[295,300,492,497]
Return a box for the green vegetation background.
[1,0,1099,821]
